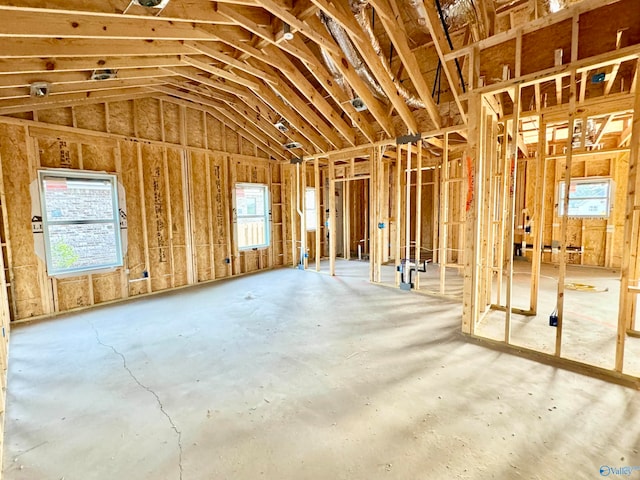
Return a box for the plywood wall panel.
[225,127,238,154]
[211,155,229,279]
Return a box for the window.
[558,178,614,218]
[305,187,317,231]
[38,170,123,276]
[235,183,270,249]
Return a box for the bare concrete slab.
[3,262,640,479]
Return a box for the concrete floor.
[476,259,640,375]
[3,261,640,479]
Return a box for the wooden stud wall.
[0,98,292,322]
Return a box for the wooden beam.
[288,35,376,142]
[368,0,441,129]
[0,86,156,114]
[245,59,346,149]
[255,46,357,146]
[0,5,219,41]
[0,55,184,74]
[0,38,192,59]
[181,56,261,89]
[422,0,467,124]
[314,0,419,134]
[155,87,288,160]
[616,60,640,371]
[185,41,279,84]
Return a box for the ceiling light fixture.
[30,82,50,98]
[283,23,294,41]
[283,141,302,149]
[274,119,289,133]
[91,69,118,81]
[133,0,170,8]
[351,97,367,112]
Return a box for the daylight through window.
[235,183,270,249]
[38,170,123,276]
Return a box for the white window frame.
[38,169,123,276]
[557,177,614,218]
[234,183,270,250]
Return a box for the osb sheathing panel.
[2,98,286,321]
[37,138,80,169]
[92,272,121,304]
[0,124,44,318]
[612,153,629,268]
[81,144,116,172]
[241,138,255,157]
[74,104,107,132]
[108,101,135,136]
[36,107,73,127]
[521,20,572,76]
[135,98,163,142]
[167,148,188,288]
[480,39,516,88]
[186,109,205,148]
[141,143,172,292]
[578,0,640,60]
[226,129,239,155]
[210,155,230,279]
[120,141,148,297]
[56,277,91,311]
[162,102,180,144]
[207,116,224,151]
[583,219,607,266]
[190,151,212,282]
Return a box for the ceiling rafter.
[0,86,156,115]
[258,45,356,146]
[0,55,184,75]
[368,0,441,129]
[185,41,280,84]
[312,0,419,134]
[285,32,377,142]
[0,5,219,41]
[301,15,395,138]
[157,80,295,148]
[0,76,168,101]
[248,77,329,152]
[421,0,467,124]
[154,86,288,161]
[181,55,261,89]
[0,67,172,90]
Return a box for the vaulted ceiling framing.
[0,0,623,161]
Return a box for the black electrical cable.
[434,0,467,93]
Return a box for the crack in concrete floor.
[88,321,184,480]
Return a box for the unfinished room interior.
[1,0,640,477]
